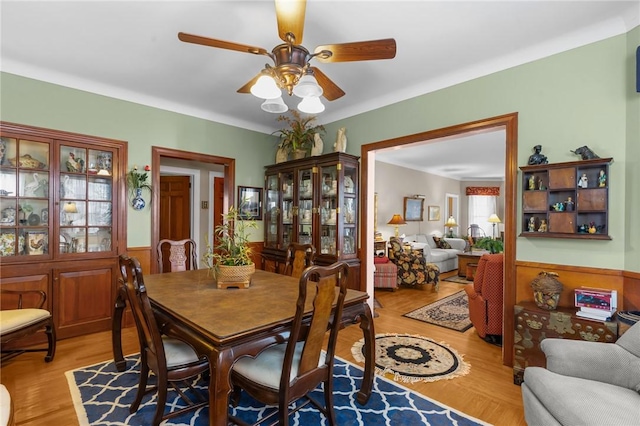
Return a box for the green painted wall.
[1,27,638,271]
[0,74,274,245]
[625,26,640,271]
[324,31,636,272]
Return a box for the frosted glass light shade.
[298,96,325,113]
[261,96,288,113]
[250,75,281,99]
[293,74,323,98]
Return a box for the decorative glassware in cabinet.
[297,168,313,244]
[60,146,86,174]
[343,228,356,256]
[88,149,112,176]
[265,174,279,248]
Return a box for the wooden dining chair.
[283,242,316,278]
[229,261,349,426]
[157,238,198,273]
[118,255,209,426]
[0,289,56,363]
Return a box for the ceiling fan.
[178,0,396,113]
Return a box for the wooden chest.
[513,301,617,384]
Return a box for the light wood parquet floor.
[0,274,526,426]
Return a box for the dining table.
[111,268,375,426]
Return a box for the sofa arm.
[541,338,640,391]
[443,238,466,251]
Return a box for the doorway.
[151,146,235,274]
[360,113,518,365]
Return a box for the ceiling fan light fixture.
[250,75,281,99]
[261,96,288,113]
[292,73,323,98]
[298,95,325,114]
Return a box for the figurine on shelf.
[571,146,600,160]
[527,144,548,165]
[334,127,347,153]
[528,175,536,190]
[311,133,324,156]
[66,152,84,173]
[565,197,575,211]
[538,219,548,232]
[528,217,536,232]
[589,222,597,234]
[577,173,588,188]
[598,170,606,187]
[538,179,546,190]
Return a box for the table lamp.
[387,214,406,237]
[63,201,78,225]
[488,213,502,239]
[445,216,457,237]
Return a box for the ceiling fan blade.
[313,38,396,63]
[311,67,345,101]
[178,32,269,56]
[237,73,262,94]
[275,0,306,44]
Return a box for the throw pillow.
[432,236,451,249]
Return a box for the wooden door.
[159,175,192,272]
[213,177,224,249]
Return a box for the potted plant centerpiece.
[203,203,258,289]
[474,237,504,254]
[273,110,325,160]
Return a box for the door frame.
[151,146,235,274]
[360,113,518,365]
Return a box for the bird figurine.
[66,153,84,173]
[23,173,41,197]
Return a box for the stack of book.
[574,287,617,321]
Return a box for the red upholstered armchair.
[464,253,504,342]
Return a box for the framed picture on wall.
[238,186,262,220]
[403,197,424,221]
[428,205,441,221]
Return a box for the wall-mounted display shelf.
[520,157,612,240]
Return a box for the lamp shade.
[488,213,502,223]
[387,214,406,225]
[297,95,325,114]
[250,75,281,99]
[63,202,78,213]
[293,73,323,98]
[260,96,288,113]
[445,216,457,227]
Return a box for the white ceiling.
[1,1,638,179]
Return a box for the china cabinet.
[0,122,126,341]
[520,158,612,239]
[262,152,361,289]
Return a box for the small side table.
[374,240,387,257]
[457,252,483,277]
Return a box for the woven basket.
[530,271,563,310]
[216,263,255,289]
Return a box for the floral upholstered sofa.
[403,234,466,273]
[388,237,440,290]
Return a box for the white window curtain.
[468,195,497,237]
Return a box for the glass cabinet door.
[0,137,50,258]
[342,163,358,257]
[319,164,338,255]
[264,173,279,248]
[297,167,314,245]
[59,145,113,254]
[281,171,294,248]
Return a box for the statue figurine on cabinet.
[528,175,536,190]
[538,219,547,232]
[334,127,347,153]
[528,217,536,232]
[598,170,606,187]
[577,173,588,188]
[311,133,324,156]
[527,145,548,165]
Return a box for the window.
[468,195,496,237]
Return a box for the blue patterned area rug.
[403,290,473,332]
[66,354,489,426]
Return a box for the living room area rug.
[403,290,473,332]
[351,333,471,384]
[66,354,487,426]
